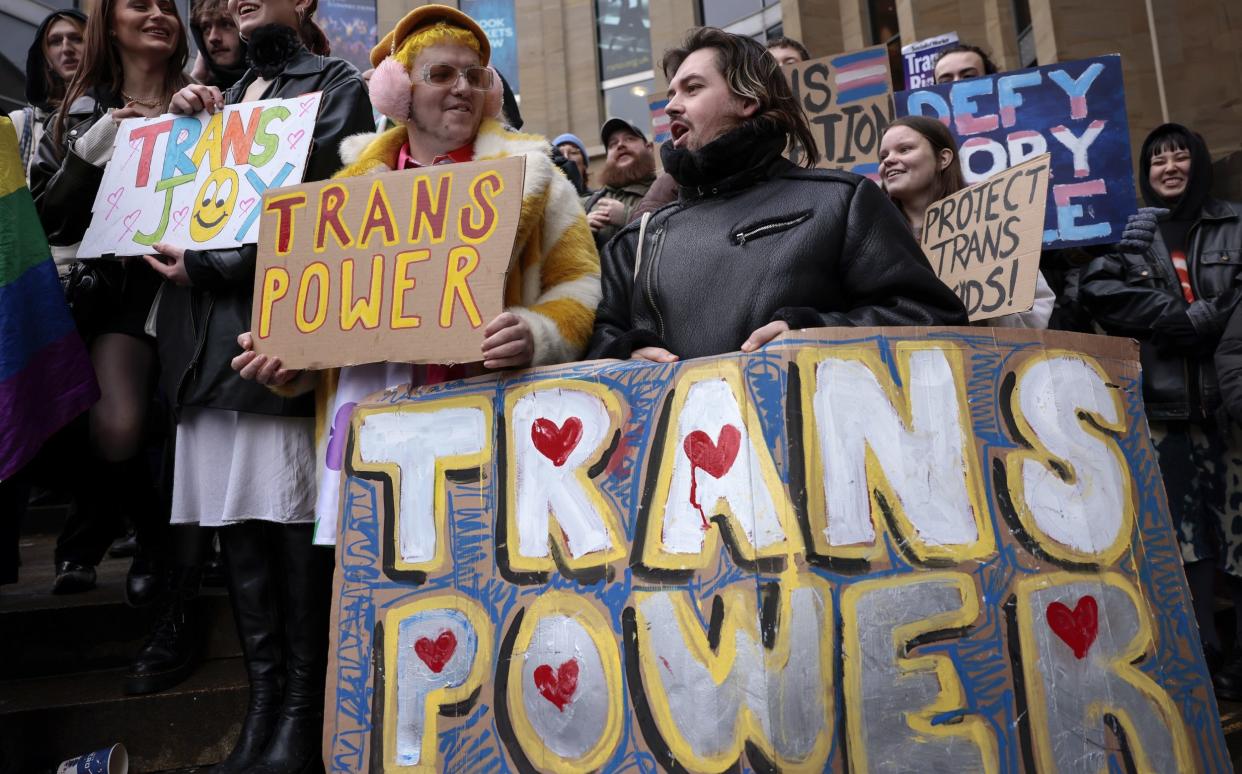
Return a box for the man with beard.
[189,0,245,89]
[588,27,966,362]
[585,118,657,248]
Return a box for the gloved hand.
[1118,207,1169,254]
[1150,307,1201,354]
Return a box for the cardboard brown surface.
[783,45,894,177]
[322,326,1225,773]
[250,156,525,369]
[921,153,1051,321]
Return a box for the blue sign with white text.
[896,55,1136,249]
[461,0,519,93]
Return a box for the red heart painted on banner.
[129,137,142,150]
[413,630,456,673]
[122,210,142,231]
[172,207,190,229]
[106,187,125,206]
[298,96,316,115]
[287,129,306,149]
[1046,595,1098,659]
[533,658,579,711]
[683,425,741,479]
[531,417,583,467]
[239,197,256,214]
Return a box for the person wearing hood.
[1080,123,1242,697]
[9,9,85,181]
[188,0,246,89]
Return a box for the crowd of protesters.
[3,0,1242,768]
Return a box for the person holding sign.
[28,0,192,600]
[588,27,966,362]
[232,4,599,545]
[878,116,1055,328]
[132,2,374,772]
[1081,123,1242,695]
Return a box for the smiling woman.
[26,0,191,623]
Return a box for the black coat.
[1080,198,1242,420]
[29,88,122,246]
[1216,302,1242,424]
[587,125,968,360]
[156,47,375,417]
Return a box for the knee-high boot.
[212,521,285,773]
[253,523,334,774]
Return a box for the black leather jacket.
[156,47,375,417]
[1081,198,1242,420]
[587,126,967,360]
[30,89,122,246]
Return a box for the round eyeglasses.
[420,63,494,92]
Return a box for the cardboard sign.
[923,153,1050,321]
[896,55,1137,249]
[901,31,959,90]
[784,45,894,181]
[250,156,524,369]
[323,328,1227,773]
[78,95,321,258]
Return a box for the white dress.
[170,407,317,526]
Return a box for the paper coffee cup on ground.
[56,743,128,774]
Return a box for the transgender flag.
[832,47,891,104]
[0,118,98,480]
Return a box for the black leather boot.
[124,564,201,695]
[252,524,334,774]
[212,522,285,773]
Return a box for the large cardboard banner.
[251,157,524,369]
[924,154,1050,321]
[784,46,893,181]
[323,328,1228,773]
[896,55,1137,249]
[78,95,321,257]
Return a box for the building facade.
[373,0,1241,180]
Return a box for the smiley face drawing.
[190,167,239,241]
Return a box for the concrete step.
[1,536,239,680]
[0,657,246,774]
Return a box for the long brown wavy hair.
[55,0,190,146]
[661,27,820,167]
[882,115,966,209]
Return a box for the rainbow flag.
[0,117,98,480]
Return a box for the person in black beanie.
[1081,123,1242,698]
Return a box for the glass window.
[602,77,655,139]
[597,0,652,82]
[700,0,780,33]
[867,0,902,89]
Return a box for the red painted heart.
[683,425,741,479]
[1046,595,1098,659]
[533,658,579,711]
[287,129,306,149]
[413,630,457,673]
[239,197,257,214]
[530,417,583,467]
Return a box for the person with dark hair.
[8,9,85,181]
[585,117,656,248]
[588,27,966,362]
[879,115,1055,328]
[30,0,192,601]
[1080,123,1242,697]
[133,0,374,768]
[189,0,246,88]
[766,35,809,66]
[933,42,999,84]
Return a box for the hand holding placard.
[250,156,526,369]
[921,154,1050,321]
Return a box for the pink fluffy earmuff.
[368,59,505,126]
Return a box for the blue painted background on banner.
[461,0,519,93]
[896,55,1137,249]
